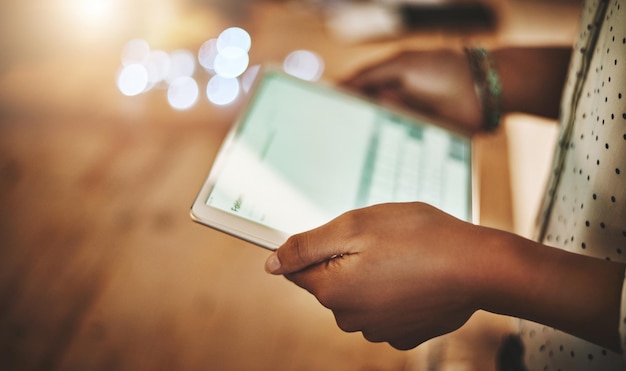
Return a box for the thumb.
[265,224,347,275]
[340,56,400,88]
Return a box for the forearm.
[490,47,572,119]
[475,229,625,352]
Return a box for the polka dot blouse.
[519,0,626,370]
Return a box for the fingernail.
[265,253,281,274]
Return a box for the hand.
[265,202,626,352]
[342,48,484,134]
[265,202,492,350]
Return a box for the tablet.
[191,68,475,250]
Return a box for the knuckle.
[293,234,310,266]
[333,314,360,333]
[337,209,364,238]
[281,233,310,268]
[361,330,384,343]
[389,338,422,351]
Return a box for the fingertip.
[265,252,282,274]
[339,71,368,89]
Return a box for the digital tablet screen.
[192,69,472,248]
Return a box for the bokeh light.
[206,76,240,106]
[241,65,261,93]
[208,27,252,79]
[198,39,219,71]
[145,50,171,87]
[121,38,150,66]
[217,27,252,53]
[283,50,324,81]
[117,64,149,96]
[69,0,119,30]
[78,0,110,20]
[167,50,196,83]
[167,76,199,110]
[214,46,250,79]
[116,26,313,111]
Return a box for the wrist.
[473,230,538,314]
[464,47,502,132]
[464,227,522,313]
[442,224,518,315]
[473,229,625,351]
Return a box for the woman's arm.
[492,47,572,120]
[476,224,624,352]
[343,46,572,134]
[265,203,625,352]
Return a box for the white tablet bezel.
[190,66,477,250]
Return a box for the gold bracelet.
[464,47,502,131]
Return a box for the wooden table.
[0,1,580,370]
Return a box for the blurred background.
[0,0,581,370]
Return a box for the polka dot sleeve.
[621,271,626,356]
[525,0,626,368]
